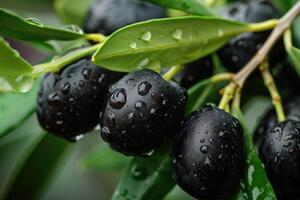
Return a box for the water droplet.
[141,31,152,42]
[138,81,152,96]
[129,42,137,49]
[56,120,63,125]
[109,88,127,109]
[204,157,211,166]
[131,164,148,180]
[82,68,92,79]
[68,97,75,103]
[63,24,83,34]
[97,74,106,84]
[101,127,111,136]
[48,93,60,106]
[25,18,43,26]
[218,29,224,37]
[61,83,71,95]
[200,145,208,154]
[150,108,156,114]
[68,134,85,142]
[79,80,85,87]
[135,101,146,111]
[218,131,225,137]
[200,138,205,143]
[171,29,183,40]
[137,58,150,69]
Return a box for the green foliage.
[0,82,39,139]
[111,146,174,200]
[54,0,94,27]
[82,143,129,171]
[231,106,276,200]
[93,16,248,72]
[0,37,34,92]
[284,29,300,77]
[142,0,215,16]
[0,9,84,41]
[4,134,70,200]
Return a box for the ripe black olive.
[218,0,281,72]
[84,0,166,35]
[255,96,300,146]
[100,69,187,156]
[37,56,124,141]
[259,120,300,199]
[172,106,245,200]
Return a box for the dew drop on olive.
[259,120,300,199]
[100,69,187,156]
[37,55,124,141]
[172,106,245,200]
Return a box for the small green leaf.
[82,143,129,171]
[286,46,300,75]
[54,0,94,26]
[231,107,276,200]
[141,0,215,16]
[112,146,174,200]
[0,9,84,41]
[93,16,249,72]
[0,37,34,92]
[0,81,39,139]
[5,134,70,200]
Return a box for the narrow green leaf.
[287,46,300,75]
[112,146,174,200]
[141,0,215,16]
[0,37,34,92]
[0,9,84,41]
[231,107,276,200]
[5,134,70,200]
[82,143,129,171]
[93,16,248,72]
[54,0,94,26]
[0,81,39,139]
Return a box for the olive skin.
[84,0,166,35]
[37,56,124,141]
[254,96,300,146]
[100,69,187,156]
[179,56,214,89]
[259,120,300,199]
[218,0,281,72]
[172,106,245,200]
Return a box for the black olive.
[172,106,245,200]
[100,69,187,156]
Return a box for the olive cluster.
[36,0,300,199]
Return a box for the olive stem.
[248,19,278,32]
[234,0,300,86]
[218,82,237,110]
[163,65,184,81]
[31,43,102,77]
[232,86,242,109]
[259,60,286,122]
[85,33,107,43]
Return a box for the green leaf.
[231,107,276,200]
[0,37,34,92]
[112,146,174,200]
[286,46,300,75]
[93,16,249,72]
[54,0,94,27]
[82,143,129,171]
[4,134,70,200]
[0,9,84,41]
[141,0,215,16]
[0,81,39,139]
